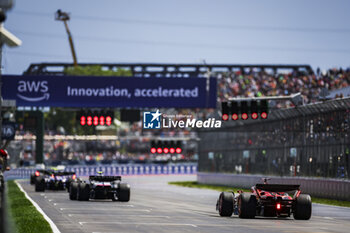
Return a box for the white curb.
[15,180,61,233]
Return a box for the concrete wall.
[197,172,350,201]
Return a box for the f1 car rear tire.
[117,183,130,202]
[35,176,45,192]
[69,182,78,200]
[218,192,234,217]
[66,179,73,192]
[77,183,90,201]
[238,193,256,219]
[293,194,312,220]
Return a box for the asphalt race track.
[19,175,350,233]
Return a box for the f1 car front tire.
[238,193,256,219]
[77,183,90,201]
[218,192,234,217]
[117,183,130,202]
[293,194,312,220]
[69,182,78,200]
[35,176,45,192]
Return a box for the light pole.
[0,6,21,145]
[55,9,78,67]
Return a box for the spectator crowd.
[217,67,350,104]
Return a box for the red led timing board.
[78,111,114,126]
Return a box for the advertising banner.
[2,75,217,108]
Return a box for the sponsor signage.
[143,110,162,129]
[1,75,217,108]
[143,110,221,129]
[1,122,16,140]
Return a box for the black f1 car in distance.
[30,169,49,185]
[35,170,77,192]
[69,173,130,202]
[216,179,312,220]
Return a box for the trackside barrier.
[4,164,197,179]
[197,172,350,201]
[0,173,4,233]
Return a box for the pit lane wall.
[4,164,197,179]
[197,172,350,201]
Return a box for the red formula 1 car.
[216,179,312,220]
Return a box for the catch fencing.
[198,98,350,179]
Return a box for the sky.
[2,0,350,74]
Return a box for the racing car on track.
[216,179,312,220]
[35,170,77,192]
[30,169,52,185]
[69,172,130,202]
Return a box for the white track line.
[80,222,198,227]
[15,180,61,233]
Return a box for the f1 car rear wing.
[255,184,300,192]
[89,176,122,182]
[53,171,76,176]
[37,170,53,175]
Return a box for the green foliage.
[75,123,96,135]
[312,197,350,208]
[7,181,52,233]
[64,65,132,76]
[168,181,350,207]
[44,108,76,134]
[168,181,250,192]
[44,108,96,135]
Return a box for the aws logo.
[17,80,50,102]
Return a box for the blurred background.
[1,0,350,179]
